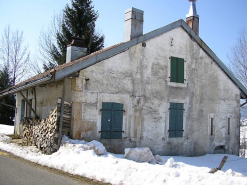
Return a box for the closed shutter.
[112,103,123,139]
[170,57,184,83]
[169,103,177,137]
[101,103,112,139]
[101,102,124,139]
[176,103,184,137]
[170,57,178,82]
[177,58,184,83]
[169,103,184,138]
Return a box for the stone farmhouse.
[1,1,246,156]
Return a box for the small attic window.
[167,56,187,88]
[170,57,185,83]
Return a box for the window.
[170,57,185,83]
[100,102,124,139]
[169,103,184,138]
[210,118,214,136]
[208,114,215,136]
[227,118,230,135]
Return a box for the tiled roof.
[0,42,124,95]
[1,19,247,98]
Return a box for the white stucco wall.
[14,27,241,156]
[71,27,240,156]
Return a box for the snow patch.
[0,133,11,143]
[0,125,246,185]
[124,147,155,163]
[165,157,175,168]
[86,140,106,155]
[61,136,106,155]
[154,155,163,163]
[0,124,14,135]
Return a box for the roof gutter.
[0,75,53,98]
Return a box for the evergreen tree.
[0,67,15,125]
[44,0,104,69]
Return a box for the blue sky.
[0,0,247,68]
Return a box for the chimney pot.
[186,0,199,36]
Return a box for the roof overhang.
[1,19,247,99]
[0,75,53,99]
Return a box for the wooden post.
[218,156,228,170]
[58,78,66,148]
[20,91,39,119]
[208,156,228,174]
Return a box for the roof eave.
[1,19,246,99]
[180,21,247,98]
[0,75,53,98]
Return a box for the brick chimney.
[66,38,87,63]
[124,7,144,42]
[186,0,199,36]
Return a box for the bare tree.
[27,54,43,77]
[228,29,247,88]
[229,29,247,157]
[0,26,30,85]
[38,13,63,70]
[0,26,11,72]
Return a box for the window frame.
[208,114,215,137]
[226,115,232,135]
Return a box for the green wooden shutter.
[170,57,178,82]
[177,58,184,83]
[169,103,184,138]
[176,103,184,137]
[101,102,112,139]
[169,103,177,137]
[170,57,184,83]
[112,103,123,139]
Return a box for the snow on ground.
[0,125,247,185]
[0,124,14,135]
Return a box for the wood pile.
[22,98,71,154]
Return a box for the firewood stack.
[22,98,72,154]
